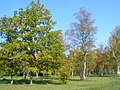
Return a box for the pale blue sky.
[0,0,120,47]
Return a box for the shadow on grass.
[68,78,80,81]
[89,74,117,77]
[0,78,61,85]
[68,78,92,82]
[0,79,11,84]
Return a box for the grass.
[0,75,120,90]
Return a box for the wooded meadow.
[0,0,120,86]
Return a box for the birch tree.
[66,7,96,79]
[109,26,120,76]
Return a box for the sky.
[0,0,120,47]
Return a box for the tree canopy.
[0,0,64,84]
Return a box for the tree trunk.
[100,65,104,76]
[117,63,120,76]
[80,71,83,78]
[110,44,120,76]
[23,73,28,79]
[24,74,27,79]
[36,72,38,77]
[11,75,13,84]
[71,71,74,76]
[82,52,87,80]
[88,70,91,76]
[83,61,86,79]
[30,75,33,85]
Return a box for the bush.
[0,69,5,78]
[58,70,70,84]
[58,61,73,84]
[41,70,52,76]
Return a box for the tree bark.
[117,63,120,76]
[30,75,33,85]
[23,73,28,79]
[83,52,87,80]
[36,72,38,77]
[11,75,13,84]
[24,74,27,79]
[29,71,33,85]
[71,71,74,76]
[83,61,86,79]
[100,65,104,76]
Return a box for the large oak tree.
[0,0,64,84]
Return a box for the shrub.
[58,61,73,84]
[41,70,52,76]
[0,69,4,78]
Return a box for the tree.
[0,14,22,84]
[67,49,84,76]
[58,59,73,84]
[109,26,120,76]
[0,0,64,84]
[36,30,64,75]
[87,50,96,76]
[17,0,64,84]
[94,45,109,76]
[65,7,96,79]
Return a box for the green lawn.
[0,76,120,90]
